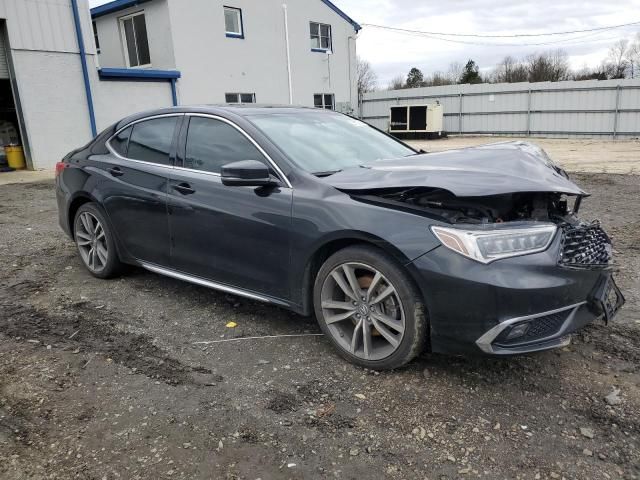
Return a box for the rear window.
[127,117,178,165]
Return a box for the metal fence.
[360,79,640,138]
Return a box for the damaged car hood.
[324,141,586,197]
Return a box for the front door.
[98,115,180,266]
[167,115,293,300]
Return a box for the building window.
[120,12,151,67]
[92,21,100,53]
[225,93,256,104]
[224,6,244,38]
[314,94,334,110]
[310,22,331,52]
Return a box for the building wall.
[361,79,640,138]
[0,0,177,170]
[96,0,358,110]
[282,0,357,110]
[0,0,95,54]
[93,0,175,70]
[93,78,174,129]
[0,0,96,169]
[10,49,93,168]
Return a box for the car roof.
[114,104,334,129]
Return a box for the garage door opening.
[0,21,28,171]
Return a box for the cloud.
[336,0,640,85]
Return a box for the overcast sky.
[90,0,640,86]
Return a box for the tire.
[313,245,427,370]
[73,202,123,279]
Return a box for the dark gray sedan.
[55,106,624,370]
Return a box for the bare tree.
[605,39,630,79]
[625,34,640,78]
[572,64,607,81]
[424,71,455,86]
[446,62,463,84]
[492,55,528,83]
[526,50,570,82]
[356,56,377,98]
[387,75,405,90]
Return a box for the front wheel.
[313,245,427,370]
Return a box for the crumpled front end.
[331,141,625,355]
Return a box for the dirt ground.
[0,172,639,479]
[408,137,640,175]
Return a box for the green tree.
[406,67,425,88]
[459,59,482,84]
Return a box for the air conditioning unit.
[335,102,355,116]
[389,104,445,139]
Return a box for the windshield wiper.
[312,169,342,177]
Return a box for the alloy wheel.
[320,262,406,361]
[75,212,109,273]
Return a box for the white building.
[92,0,360,112]
[0,0,359,171]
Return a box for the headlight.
[431,224,557,264]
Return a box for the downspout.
[170,78,178,106]
[347,35,356,115]
[282,3,293,104]
[70,0,97,137]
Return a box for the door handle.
[172,183,195,195]
[108,166,124,177]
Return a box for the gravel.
[0,175,639,479]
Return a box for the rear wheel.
[73,203,122,279]
[313,245,427,370]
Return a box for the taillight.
[55,161,66,178]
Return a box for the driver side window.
[184,116,266,174]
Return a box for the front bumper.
[408,233,624,355]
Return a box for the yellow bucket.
[5,145,26,170]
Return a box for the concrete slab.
[0,170,54,186]
[407,136,640,175]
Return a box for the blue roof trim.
[99,68,181,80]
[91,0,153,18]
[320,0,361,32]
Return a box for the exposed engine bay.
[351,187,582,226]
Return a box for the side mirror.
[221,160,276,187]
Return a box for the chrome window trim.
[106,113,184,170]
[475,301,586,354]
[106,112,293,188]
[185,113,292,188]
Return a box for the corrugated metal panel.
[0,0,95,54]
[0,25,8,78]
[361,79,640,138]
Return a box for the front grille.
[495,311,569,346]
[559,223,611,268]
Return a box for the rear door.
[167,114,293,300]
[99,115,181,266]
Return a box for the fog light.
[504,323,529,341]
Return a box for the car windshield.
[247,112,415,175]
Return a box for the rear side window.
[127,117,178,165]
[110,126,132,156]
[184,117,265,174]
